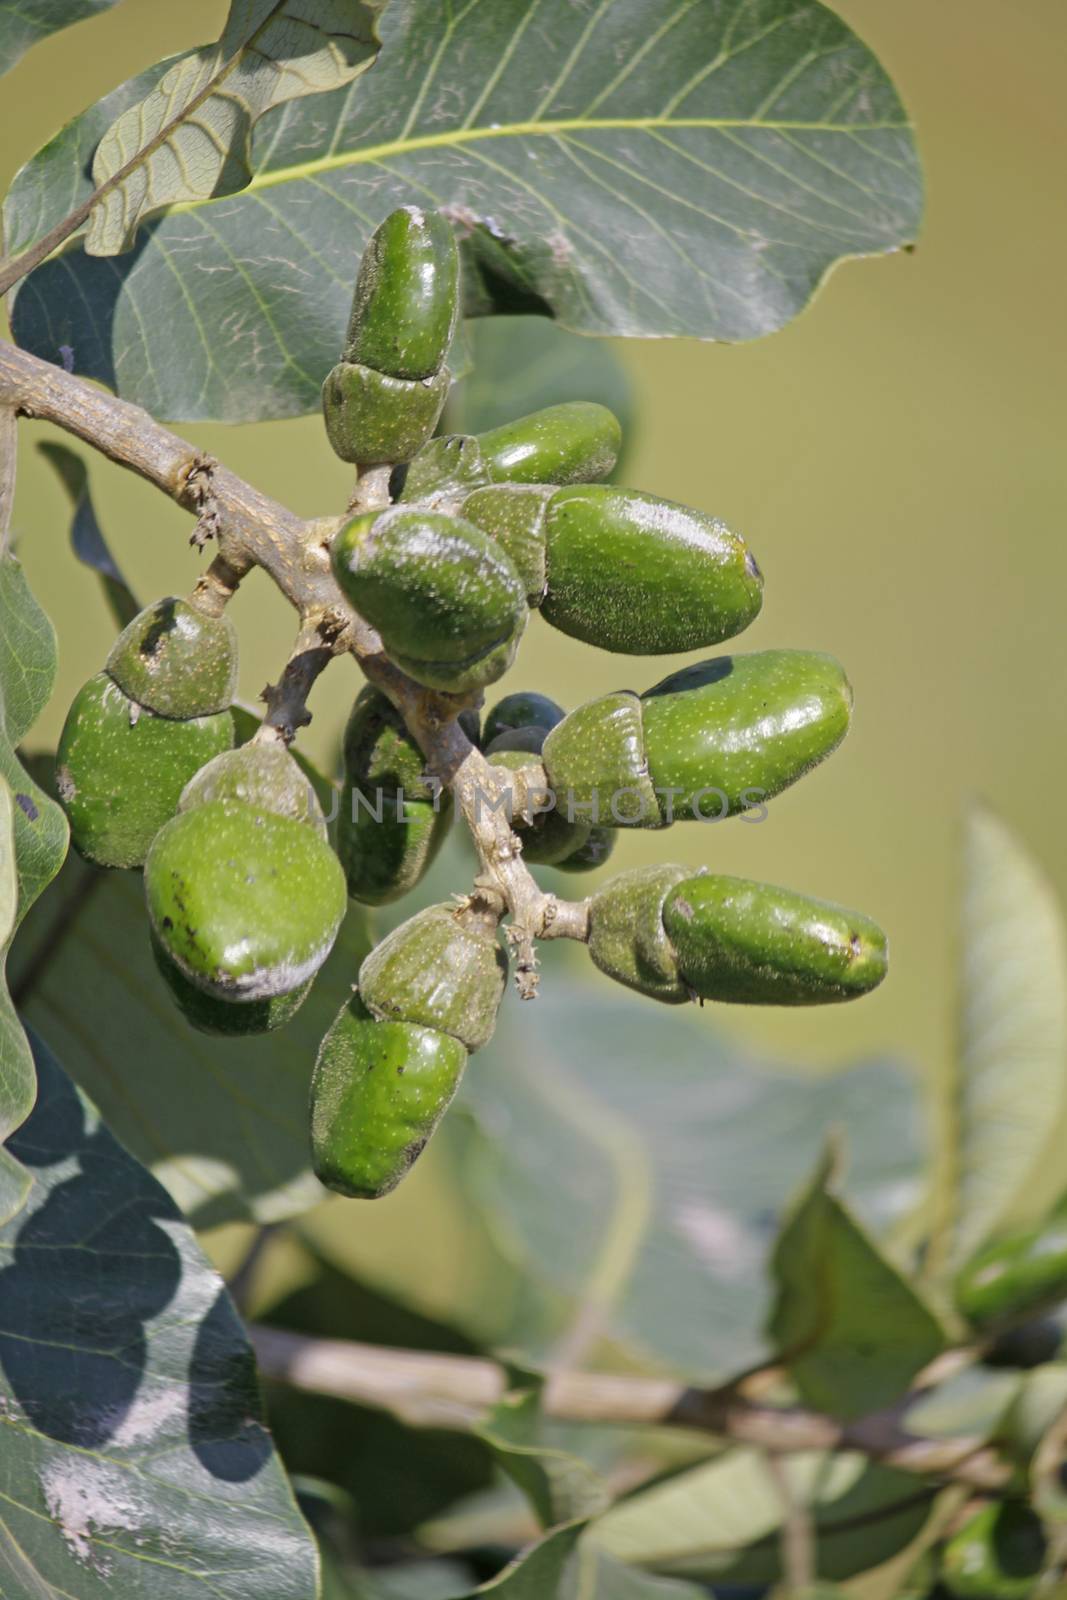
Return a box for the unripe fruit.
[399,402,621,501]
[179,742,326,835]
[640,651,852,820]
[555,825,617,874]
[358,902,507,1052]
[331,508,527,693]
[482,691,564,749]
[588,865,690,1002]
[151,932,311,1036]
[461,485,551,600]
[541,691,660,827]
[56,673,234,868]
[343,207,459,381]
[940,1502,1046,1599]
[955,1216,1067,1329]
[310,993,467,1199]
[145,800,347,1001]
[662,874,888,1005]
[106,596,238,718]
[322,361,450,467]
[488,747,591,867]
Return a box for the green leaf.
[564,1551,705,1600]
[37,442,140,627]
[933,807,1067,1274]
[0,555,68,1224]
[590,1448,937,1586]
[11,851,370,1227]
[0,0,121,81]
[8,0,922,422]
[84,0,382,256]
[453,977,924,1381]
[475,1387,611,1529]
[0,1032,317,1598]
[768,1147,945,1419]
[453,1520,587,1598]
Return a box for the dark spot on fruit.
[396,1063,405,1075]
[849,933,862,959]
[162,916,173,930]
[673,897,694,922]
[15,793,39,821]
[55,765,76,803]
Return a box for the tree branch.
[0,340,592,989]
[249,1325,1015,1493]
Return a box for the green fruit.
[400,402,621,500]
[541,691,660,827]
[145,799,347,1000]
[341,684,435,801]
[956,1217,1067,1328]
[151,932,311,1036]
[541,485,764,654]
[331,508,527,693]
[106,596,237,717]
[358,902,507,1052]
[56,673,234,869]
[482,691,564,748]
[310,993,467,1199]
[460,485,552,599]
[339,794,450,907]
[343,207,459,381]
[641,651,852,820]
[941,1501,1046,1599]
[555,825,617,874]
[587,865,690,1003]
[179,742,326,834]
[488,748,591,867]
[662,874,888,1005]
[322,361,450,467]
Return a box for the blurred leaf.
[10,849,370,1226]
[0,1032,316,1598]
[769,1146,945,1419]
[565,1549,706,1599]
[933,807,1067,1274]
[454,978,924,1381]
[0,555,67,1223]
[1002,1362,1067,1468]
[444,317,634,465]
[8,0,922,421]
[0,0,120,80]
[902,1363,1021,1450]
[591,1448,937,1587]
[37,441,139,627]
[455,1520,587,1598]
[476,1387,611,1529]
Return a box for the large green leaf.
[0,0,121,81]
[11,852,370,1227]
[768,1148,945,1420]
[7,0,922,422]
[454,977,924,1381]
[931,808,1067,1274]
[0,555,68,1224]
[0,1032,316,1598]
[84,0,382,256]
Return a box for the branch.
[0,340,592,987]
[249,1325,1015,1493]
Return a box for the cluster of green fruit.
[53,204,890,1202]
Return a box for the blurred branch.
[251,1326,1012,1492]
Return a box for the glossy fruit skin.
[358,902,507,1052]
[662,874,888,1005]
[145,799,347,1001]
[460,485,552,600]
[399,402,621,501]
[955,1216,1067,1328]
[343,207,459,381]
[331,508,528,693]
[541,485,763,654]
[588,865,690,1002]
[56,673,234,869]
[641,651,852,821]
[482,691,564,749]
[489,748,591,866]
[310,992,467,1198]
[541,691,661,828]
[322,361,450,467]
[151,932,311,1036]
[106,597,238,718]
[179,742,326,834]
[940,1501,1046,1599]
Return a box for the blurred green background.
[2,0,1065,1273]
